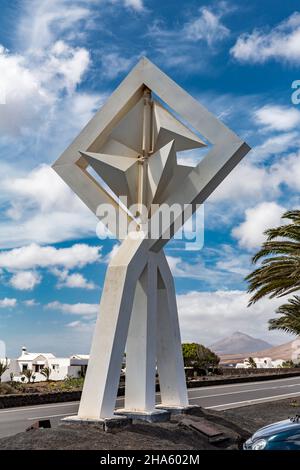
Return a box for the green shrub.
[61,376,84,390]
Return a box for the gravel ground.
[0,408,243,450]
[0,420,218,450]
[218,398,300,434]
[1,399,298,450]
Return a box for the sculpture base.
[116,408,170,423]
[156,404,201,415]
[61,414,131,432]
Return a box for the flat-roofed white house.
[235,357,285,369]
[1,347,89,382]
[70,354,89,366]
[69,354,89,378]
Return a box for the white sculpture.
[53,57,250,421]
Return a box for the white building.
[236,357,285,369]
[1,347,89,382]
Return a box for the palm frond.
[268,296,300,336]
[246,209,300,307]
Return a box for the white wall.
[1,359,19,382]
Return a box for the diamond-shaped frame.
[52,57,250,243]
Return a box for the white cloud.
[0,165,98,247]
[18,0,144,53]
[0,41,91,137]
[105,244,120,263]
[0,46,51,137]
[46,301,98,316]
[0,0,104,165]
[209,160,270,203]
[100,52,136,79]
[0,243,101,271]
[209,137,300,208]
[177,148,208,167]
[4,165,80,213]
[62,273,96,289]
[271,150,300,192]
[167,255,228,285]
[0,209,96,249]
[109,0,145,11]
[123,0,144,11]
[215,254,250,276]
[232,201,286,250]
[10,271,41,291]
[253,132,299,161]
[147,6,230,69]
[66,320,95,332]
[167,247,250,288]
[254,105,300,131]
[231,12,300,64]
[177,290,290,345]
[35,40,90,94]
[183,7,230,45]
[0,298,17,308]
[206,142,300,235]
[0,1,108,249]
[23,299,39,307]
[18,0,92,51]
[0,0,109,236]
[52,268,96,290]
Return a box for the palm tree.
[269,296,300,335]
[246,357,257,368]
[0,359,9,383]
[41,367,51,381]
[246,210,300,336]
[24,369,35,384]
[246,210,300,305]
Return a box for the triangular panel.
[110,97,144,154]
[153,101,206,152]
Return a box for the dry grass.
[0,383,18,395]
[0,377,84,395]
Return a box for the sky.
[0,0,300,357]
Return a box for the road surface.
[1,375,300,439]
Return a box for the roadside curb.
[1,371,300,410]
[186,370,300,388]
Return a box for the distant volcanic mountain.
[209,331,273,355]
[218,339,299,365]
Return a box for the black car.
[244,415,300,450]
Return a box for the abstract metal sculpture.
[53,57,250,420]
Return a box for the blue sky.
[0,0,300,356]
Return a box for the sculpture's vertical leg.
[156,251,189,407]
[124,253,157,412]
[78,238,148,419]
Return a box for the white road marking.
[0,376,299,416]
[188,383,300,400]
[26,388,300,417]
[28,413,77,420]
[206,391,300,410]
[0,401,80,414]
[187,375,300,392]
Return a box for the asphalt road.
[1,375,300,439]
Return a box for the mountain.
[209,331,273,355]
[219,339,298,365]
